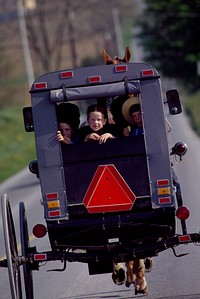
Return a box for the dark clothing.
[76,124,118,142]
[129,127,143,136]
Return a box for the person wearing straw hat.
[122,95,144,137]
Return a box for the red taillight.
[176,206,190,220]
[115,65,127,72]
[171,142,188,157]
[88,75,101,84]
[141,69,154,77]
[60,70,73,79]
[33,224,47,238]
[34,82,47,89]
[34,254,47,261]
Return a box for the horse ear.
[102,48,113,65]
[123,47,131,63]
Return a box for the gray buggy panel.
[30,62,174,220]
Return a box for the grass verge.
[0,106,35,183]
[184,92,200,135]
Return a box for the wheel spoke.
[20,202,34,299]
[1,194,22,299]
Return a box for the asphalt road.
[1,110,200,298]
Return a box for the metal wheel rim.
[1,194,22,299]
[20,202,34,299]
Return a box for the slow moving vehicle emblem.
[83,164,136,213]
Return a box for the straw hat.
[122,96,140,124]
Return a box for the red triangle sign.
[83,164,136,213]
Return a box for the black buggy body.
[2,61,200,299]
[23,62,191,272]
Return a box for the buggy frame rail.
[1,233,200,270]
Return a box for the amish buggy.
[1,49,200,298]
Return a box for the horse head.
[102,47,131,65]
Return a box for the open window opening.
[55,93,144,146]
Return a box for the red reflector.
[141,69,154,77]
[83,164,136,213]
[157,179,169,186]
[34,254,47,261]
[32,224,47,238]
[88,76,101,83]
[115,65,127,72]
[172,142,188,156]
[60,71,73,79]
[158,197,171,204]
[178,235,191,243]
[46,192,58,200]
[176,206,190,220]
[34,82,47,89]
[48,210,61,218]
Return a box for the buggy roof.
[30,62,159,99]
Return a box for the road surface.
[1,111,200,298]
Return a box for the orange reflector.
[141,69,154,77]
[176,206,190,220]
[47,200,60,209]
[178,235,191,243]
[32,224,47,238]
[34,82,47,89]
[60,70,73,79]
[157,187,170,195]
[34,254,47,261]
[115,65,127,72]
[88,75,101,83]
[83,164,136,213]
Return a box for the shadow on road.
[157,294,200,299]
[60,290,200,299]
[60,289,144,299]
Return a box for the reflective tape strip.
[34,253,47,261]
[60,71,73,79]
[115,65,127,72]
[157,179,169,186]
[48,210,61,218]
[158,197,171,204]
[157,187,170,195]
[34,82,47,89]
[46,193,58,200]
[178,235,191,243]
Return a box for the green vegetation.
[0,107,35,183]
[184,92,200,135]
[1,1,200,183]
[137,0,200,92]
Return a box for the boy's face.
[131,111,142,127]
[59,122,73,138]
[88,111,106,131]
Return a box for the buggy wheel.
[20,202,34,299]
[1,194,22,299]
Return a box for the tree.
[136,0,200,91]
